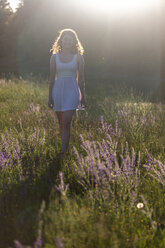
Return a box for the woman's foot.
[60,148,69,160]
[60,152,64,160]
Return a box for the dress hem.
[53,108,77,112]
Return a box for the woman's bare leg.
[55,111,64,139]
[61,110,75,153]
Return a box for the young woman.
[48,28,86,159]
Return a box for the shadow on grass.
[0,152,64,248]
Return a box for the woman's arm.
[48,54,56,106]
[77,54,86,101]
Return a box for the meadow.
[0,77,165,248]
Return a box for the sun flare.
[74,0,159,17]
[8,0,19,11]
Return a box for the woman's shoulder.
[51,53,58,58]
[77,53,83,57]
[50,53,58,65]
[50,53,59,59]
[77,53,84,63]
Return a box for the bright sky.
[8,0,19,11]
[72,0,160,18]
[8,0,160,14]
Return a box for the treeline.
[0,0,101,77]
[0,0,163,96]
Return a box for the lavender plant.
[55,172,69,197]
[143,153,165,186]
[98,95,165,153]
[0,130,21,170]
[0,129,23,190]
[0,124,48,192]
[70,117,141,206]
[0,79,164,247]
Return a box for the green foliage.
[0,78,165,247]
[0,0,12,57]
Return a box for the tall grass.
[0,77,164,248]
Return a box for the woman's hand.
[48,98,54,109]
[81,96,87,108]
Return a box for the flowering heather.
[143,153,165,186]
[23,103,57,128]
[55,237,65,248]
[55,172,69,197]
[71,118,141,202]
[0,80,164,247]
[0,127,46,170]
[0,125,47,191]
[99,116,122,138]
[27,127,46,149]
[29,103,40,113]
[118,104,159,128]
[16,126,46,158]
[0,130,21,171]
[24,103,56,121]
[14,240,30,248]
[14,235,42,248]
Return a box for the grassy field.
[0,77,165,248]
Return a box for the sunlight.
[8,0,19,11]
[74,0,159,17]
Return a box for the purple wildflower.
[34,238,42,248]
[70,120,141,201]
[55,172,69,196]
[55,237,65,248]
[143,154,165,185]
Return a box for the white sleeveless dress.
[52,53,81,112]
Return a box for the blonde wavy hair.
[50,28,84,55]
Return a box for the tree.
[161,0,165,102]
[0,0,12,57]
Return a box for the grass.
[0,76,165,248]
